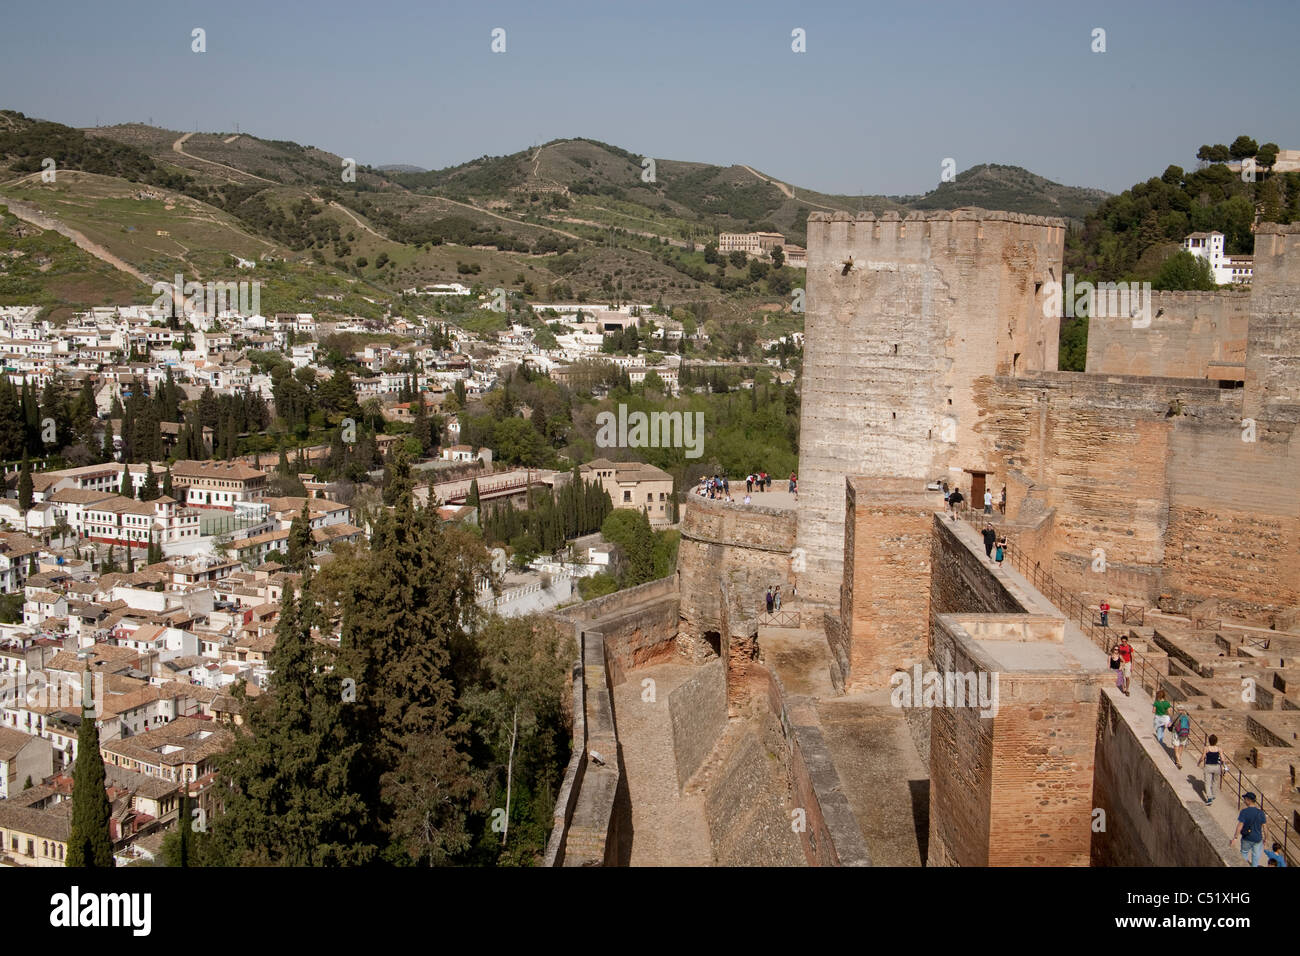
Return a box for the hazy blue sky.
[2,0,1296,196]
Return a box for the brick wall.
[839,478,935,691]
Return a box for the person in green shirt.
[1153,690,1173,744]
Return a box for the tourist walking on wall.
[983,489,993,515]
[947,488,963,520]
[765,587,774,614]
[1100,600,1110,628]
[1231,793,1267,867]
[789,472,797,495]
[1153,690,1173,744]
[1170,707,1191,768]
[982,524,997,561]
[1116,635,1133,695]
[1197,735,1223,804]
[995,535,1007,567]
[774,586,782,611]
[1109,645,1124,690]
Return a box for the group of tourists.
[697,475,730,500]
[764,585,784,614]
[1112,648,1287,866]
[746,472,771,494]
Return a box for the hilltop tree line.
[1068,134,1300,282]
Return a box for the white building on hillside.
[1182,231,1252,285]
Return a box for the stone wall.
[547,577,680,865]
[988,371,1300,622]
[667,658,727,790]
[1085,290,1250,379]
[555,576,681,686]
[839,477,936,691]
[677,497,796,646]
[1245,224,1300,420]
[927,519,1105,866]
[1091,690,1236,866]
[796,208,1065,604]
[763,666,873,866]
[930,516,1023,621]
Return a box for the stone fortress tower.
[795,209,1066,606]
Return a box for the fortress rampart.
[1085,289,1250,380]
[797,209,1065,605]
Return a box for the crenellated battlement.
[806,207,1066,268]
[807,207,1066,228]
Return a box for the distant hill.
[905,163,1108,223]
[0,110,1114,318]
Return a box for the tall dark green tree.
[208,584,378,865]
[119,464,132,497]
[66,684,115,867]
[287,503,313,571]
[139,466,160,502]
[17,454,33,512]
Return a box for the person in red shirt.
[1115,635,1133,695]
[1100,600,1110,628]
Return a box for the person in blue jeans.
[1231,792,1267,867]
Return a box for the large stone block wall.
[1085,290,1250,379]
[796,209,1065,604]
[988,372,1299,622]
[667,658,727,790]
[840,477,935,691]
[678,497,796,643]
[1245,224,1300,420]
[1162,419,1300,621]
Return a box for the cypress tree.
[162,465,174,499]
[208,584,378,865]
[467,479,480,523]
[140,466,159,502]
[101,421,115,463]
[18,453,33,512]
[119,464,131,497]
[66,681,115,867]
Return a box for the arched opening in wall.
[704,630,721,659]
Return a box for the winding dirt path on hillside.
[329,201,387,240]
[173,132,277,184]
[739,163,844,213]
[0,195,155,286]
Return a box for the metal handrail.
[954,509,1296,866]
